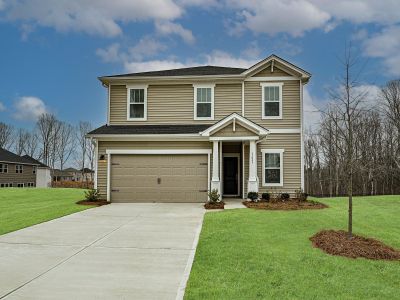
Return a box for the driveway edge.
[175,211,205,300]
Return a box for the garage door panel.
[110,154,208,203]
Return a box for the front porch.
[200,113,269,199]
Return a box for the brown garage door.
[110,154,208,203]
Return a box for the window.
[0,183,12,188]
[261,83,283,119]
[27,182,35,187]
[194,84,214,120]
[17,183,24,188]
[0,164,8,173]
[262,149,284,186]
[15,165,23,174]
[33,166,37,174]
[127,85,147,120]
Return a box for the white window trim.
[261,149,284,187]
[126,84,148,121]
[15,165,23,174]
[261,82,283,120]
[193,84,215,120]
[32,166,37,174]
[0,163,8,173]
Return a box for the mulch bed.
[204,202,225,209]
[310,230,400,260]
[76,200,110,206]
[242,199,328,210]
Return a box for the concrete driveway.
[0,203,204,300]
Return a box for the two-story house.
[87,55,311,202]
[0,148,51,188]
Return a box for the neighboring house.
[0,148,51,188]
[87,54,311,203]
[52,167,94,182]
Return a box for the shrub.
[300,192,308,201]
[207,189,221,203]
[261,193,270,202]
[247,192,259,202]
[281,193,290,200]
[84,189,100,201]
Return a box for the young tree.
[0,122,14,150]
[326,46,369,238]
[36,113,59,166]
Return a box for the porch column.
[211,140,221,193]
[247,140,259,193]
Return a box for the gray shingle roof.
[103,66,246,78]
[0,148,40,165]
[88,124,210,135]
[22,155,49,168]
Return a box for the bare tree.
[86,138,96,182]
[24,130,39,158]
[14,128,28,155]
[0,122,14,150]
[36,113,59,166]
[57,122,75,170]
[76,121,92,181]
[324,46,369,238]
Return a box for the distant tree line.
[0,113,95,176]
[305,79,400,197]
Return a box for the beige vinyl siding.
[97,141,211,199]
[0,163,36,187]
[211,123,256,137]
[252,66,291,77]
[243,133,301,195]
[244,80,300,128]
[109,83,242,125]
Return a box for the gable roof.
[99,54,311,83]
[199,113,269,137]
[87,124,210,136]
[0,148,40,165]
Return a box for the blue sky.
[0,0,399,129]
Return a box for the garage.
[110,154,209,203]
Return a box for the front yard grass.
[0,188,92,235]
[185,195,400,299]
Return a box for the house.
[87,54,311,202]
[52,169,75,182]
[52,167,94,182]
[0,148,51,188]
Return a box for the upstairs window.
[194,84,215,120]
[0,164,8,173]
[33,166,37,174]
[262,149,284,186]
[15,165,23,174]
[127,85,147,120]
[261,83,283,119]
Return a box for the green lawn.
[185,196,400,299]
[0,188,92,235]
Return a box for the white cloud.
[227,0,330,37]
[2,0,183,37]
[155,21,195,44]
[13,96,48,121]
[226,0,400,37]
[0,101,5,111]
[203,50,257,68]
[363,26,400,76]
[129,37,167,60]
[96,43,122,63]
[353,84,381,107]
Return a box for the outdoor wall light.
[99,154,106,162]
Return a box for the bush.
[281,193,290,200]
[247,192,259,202]
[261,193,270,201]
[300,192,308,201]
[52,180,94,189]
[207,189,221,203]
[84,189,100,201]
